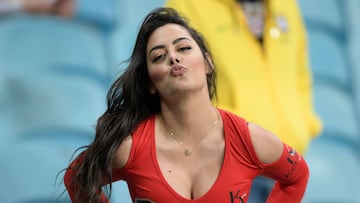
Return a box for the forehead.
[146,23,193,50]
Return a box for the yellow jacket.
[165,0,322,154]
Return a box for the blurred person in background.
[165,0,322,202]
[0,0,56,15]
[0,0,115,29]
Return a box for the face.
[146,23,211,99]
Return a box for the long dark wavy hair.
[67,7,217,202]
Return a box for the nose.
[169,53,181,65]
[170,57,181,65]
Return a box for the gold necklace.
[161,110,220,156]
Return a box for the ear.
[205,52,214,74]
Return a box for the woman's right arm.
[64,135,132,202]
[63,154,85,202]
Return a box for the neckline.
[150,109,228,202]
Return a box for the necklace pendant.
[185,148,193,156]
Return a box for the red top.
[65,109,309,203]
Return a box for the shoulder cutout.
[113,135,133,169]
[247,123,283,164]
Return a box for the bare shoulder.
[112,135,133,169]
[247,123,283,164]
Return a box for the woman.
[64,7,309,203]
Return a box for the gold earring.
[150,89,156,94]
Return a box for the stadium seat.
[299,0,344,32]
[0,71,106,145]
[0,16,109,144]
[313,84,359,143]
[0,12,112,202]
[299,0,360,202]
[345,0,360,130]
[0,138,84,203]
[0,16,108,77]
[304,138,360,203]
[306,28,359,143]
[307,29,348,88]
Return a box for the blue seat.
[303,138,360,203]
[0,138,87,203]
[0,4,119,202]
[307,26,359,144]
[0,15,109,144]
[298,0,344,33]
[313,85,359,144]
[345,0,360,130]
[307,30,348,88]
[299,0,360,202]
[0,16,108,77]
[0,71,107,145]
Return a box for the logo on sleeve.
[285,145,301,178]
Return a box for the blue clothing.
[248,176,274,203]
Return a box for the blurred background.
[0,0,359,202]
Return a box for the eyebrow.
[148,37,190,57]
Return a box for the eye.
[178,46,192,52]
[152,54,166,63]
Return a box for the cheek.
[191,55,208,74]
[148,66,166,85]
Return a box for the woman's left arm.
[248,123,309,203]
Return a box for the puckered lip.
[170,65,187,76]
